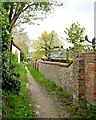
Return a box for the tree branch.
[13,3,20,19]
[9,4,14,23]
[22,2,38,12]
[85,35,92,43]
[10,3,26,31]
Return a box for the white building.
[12,41,21,63]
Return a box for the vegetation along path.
[26,66,70,118]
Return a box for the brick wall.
[39,61,73,94]
[73,52,96,105]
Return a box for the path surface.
[26,67,70,118]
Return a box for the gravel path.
[26,67,70,118]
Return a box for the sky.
[23,0,96,50]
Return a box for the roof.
[51,52,66,58]
[12,40,21,51]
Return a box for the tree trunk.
[48,52,51,61]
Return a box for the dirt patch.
[26,67,70,118]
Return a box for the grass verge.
[27,65,96,118]
[2,63,33,119]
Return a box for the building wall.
[12,44,18,54]
[12,44,20,63]
[39,61,73,94]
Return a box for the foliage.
[64,22,85,44]
[2,7,20,93]
[3,1,63,31]
[64,22,85,57]
[68,99,96,118]
[3,54,20,94]
[13,32,29,55]
[32,31,62,60]
[2,63,33,118]
[20,51,25,62]
[2,8,11,77]
[32,49,45,60]
[2,1,64,66]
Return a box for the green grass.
[27,65,96,118]
[2,63,33,119]
[27,64,57,92]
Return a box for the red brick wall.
[73,52,96,105]
[73,57,85,103]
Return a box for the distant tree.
[13,32,29,55]
[20,51,25,62]
[32,31,62,60]
[64,22,85,58]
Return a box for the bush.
[2,72,20,94]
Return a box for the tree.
[32,31,62,60]
[3,1,63,32]
[64,22,85,58]
[13,32,29,55]
[2,1,64,62]
[2,6,20,93]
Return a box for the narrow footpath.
[26,67,70,118]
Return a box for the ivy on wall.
[2,5,20,93]
[0,4,2,81]
[2,7,11,79]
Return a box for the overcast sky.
[23,0,95,49]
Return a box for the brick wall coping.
[39,60,73,67]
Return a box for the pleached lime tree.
[32,31,62,60]
[64,22,85,58]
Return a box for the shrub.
[2,72,20,94]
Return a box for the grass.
[27,65,57,92]
[75,100,96,118]
[27,64,96,118]
[2,63,33,119]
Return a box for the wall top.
[39,60,73,67]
